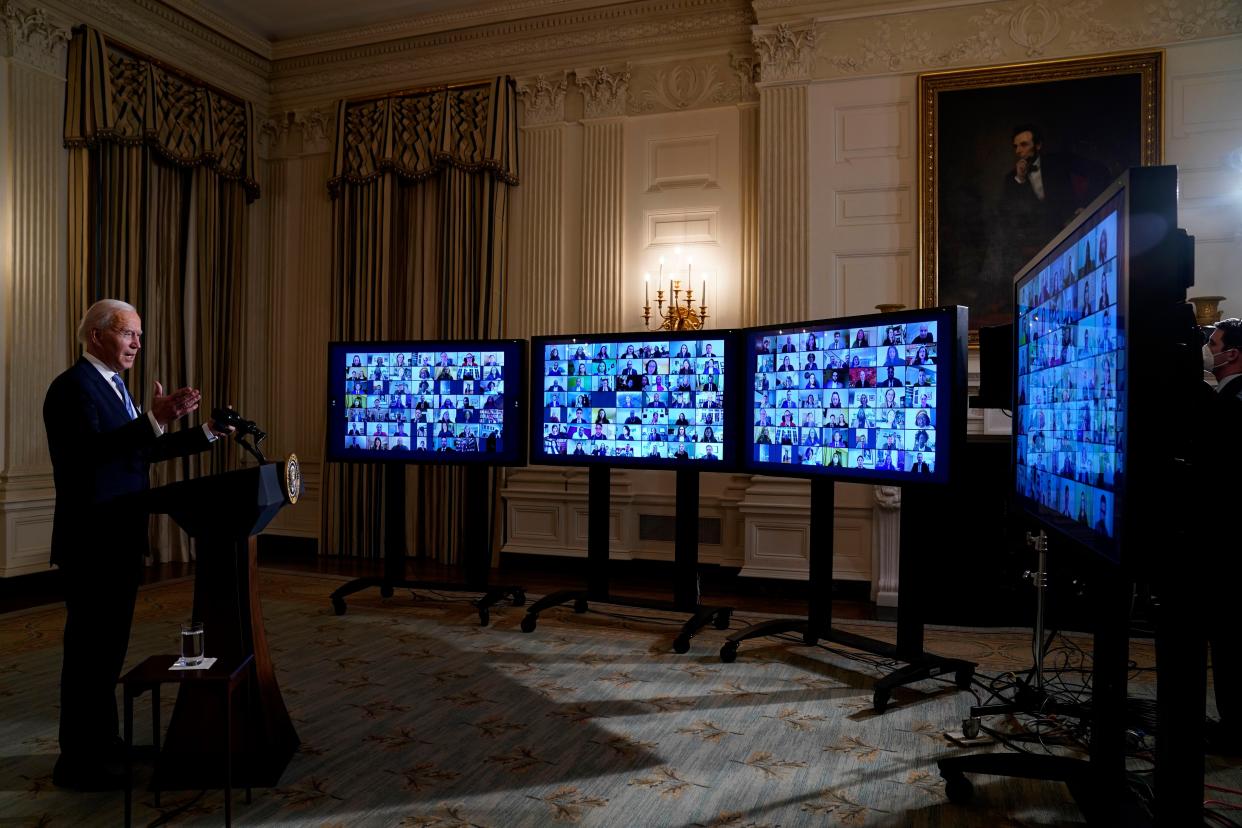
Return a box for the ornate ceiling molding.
[517,71,569,126]
[2,2,70,75]
[271,0,751,61]
[269,1,754,108]
[753,21,817,83]
[161,0,273,60]
[575,64,631,119]
[271,0,633,60]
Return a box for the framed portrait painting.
[918,51,1162,339]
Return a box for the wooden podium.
[141,460,301,788]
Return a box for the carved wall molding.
[817,0,1242,79]
[517,71,569,126]
[874,485,901,510]
[634,63,727,112]
[259,108,334,157]
[753,21,817,83]
[576,64,632,119]
[2,1,69,74]
[730,51,761,102]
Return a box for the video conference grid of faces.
[342,349,507,454]
[537,339,726,462]
[1015,204,1121,540]
[749,321,942,474]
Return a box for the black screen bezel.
[528,330,741,471]
[1011,165,1182,566]
[736,306,967,486]
[326,338,527,466]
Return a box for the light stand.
[937,531,1140,825]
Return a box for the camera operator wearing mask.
[1202,317,1242,753]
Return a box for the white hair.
[77,299,137,345]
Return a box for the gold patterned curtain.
[324,78,518,565]
[63,26,258,562]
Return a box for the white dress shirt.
[83,352,216,441]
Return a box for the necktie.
[111,374,137,420]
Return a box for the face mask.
[1204,344,1220,374]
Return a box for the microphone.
[211,407,269,465]
[211,406,266,442]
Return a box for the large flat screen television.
[738,306,967,485]
[326,339,526,465]
[529,331,738,469]
[1013,165,1185,562]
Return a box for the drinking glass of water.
[179,621,205,667]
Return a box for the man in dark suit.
[44,299,227,790]
[1203,318,1242,753]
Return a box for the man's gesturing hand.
[150,380,201,428]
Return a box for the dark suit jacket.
[44,358,211,567]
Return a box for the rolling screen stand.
[520,465,733,653]
[329,464,525,626]
[720,480,975,713]
[936,531,1139,825]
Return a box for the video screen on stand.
[739,306,966,485]
[530,332,737,469]
[1014,193,1123,553]
[326,340,526,465]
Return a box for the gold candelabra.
[643,258,709,330]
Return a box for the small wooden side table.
[120,654,254,827]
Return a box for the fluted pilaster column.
[258,112,334,537]
[757,83,808,326]
[0,3,70,575]
[578,119,625,333]
[515,73,569,339]
[576,65,629,334]
[738,101,760,328]
[753,22,814,326]
[740,21,828,585]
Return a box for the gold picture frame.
[917,50,1163,342]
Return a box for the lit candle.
[644,272,650,304]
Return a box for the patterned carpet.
[0,569,1235,826]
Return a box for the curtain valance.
[64,26,260,201]
[328,77,519,197]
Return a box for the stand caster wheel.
[380,585,394,599]
[331,597,346,616]
[573,599,589,613]
[520,614,537,633]
[801,631,818,646]
[477,608,490,627]
[943,772,973,804]
[720,642,739,663]
[872,688,890,713]
[955,669,973,689]
[511,590,526,607]
[672,636,691,654]
[713,610,732,630]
